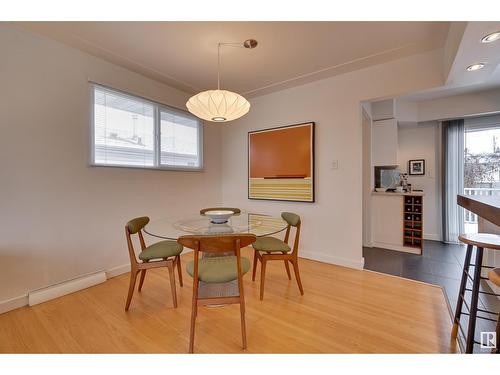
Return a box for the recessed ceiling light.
[466,63,485,72]
[481,31,500,43]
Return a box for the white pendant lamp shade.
[186,89,250,122]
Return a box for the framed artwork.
[248,122,315,202]
[408,159,425,175]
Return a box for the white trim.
[300,251,365,270]
[0,295,28,314]
[28,272,107,306]
[371,241,422,254]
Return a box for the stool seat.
[458,233,500,250]
[489,268,500,287]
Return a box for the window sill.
[89,163,205,172]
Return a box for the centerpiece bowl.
[203,210,234,224]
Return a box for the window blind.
[91,85,203,170]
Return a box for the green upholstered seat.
[252,236,291,252]
[138,240,183,261]
[186,255,250,283]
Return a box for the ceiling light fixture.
[466,63,485,72]
[481,31,500,43]
[186,39,258,123]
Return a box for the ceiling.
[16,21,450,97]
[394,21,500,102]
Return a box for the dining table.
[144,211,288,240]
[143,211,289,300]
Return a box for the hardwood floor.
[0,248,456,353]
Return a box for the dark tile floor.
[363,240,499,353]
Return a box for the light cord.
[217,43,221,90]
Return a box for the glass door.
[463,123,500,233]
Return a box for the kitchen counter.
[371,191,425,196]
[457,194,500,227]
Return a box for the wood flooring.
[0,248,456,353]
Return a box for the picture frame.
[248,121,315,202]
[408,159,425,175]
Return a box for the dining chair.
[251,212,304,300]
[200,207,241,215]
[125,216,183,310]
[177,234,256,353]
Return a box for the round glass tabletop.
[144,212,288,240]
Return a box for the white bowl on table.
[203,210,234,224]
[375,188,386,192]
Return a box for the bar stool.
[488,268,500,353]
[453,233,500,353]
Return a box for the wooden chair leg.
[125,270,139,311]
[176,255,183,287]
[240,300,247,349]
[167,262,178,308]
[189,282,198,353]
[138,269,147,291]
[283,253,292,280]
[260,259,267,300]
[291,259,304,295]
[252,250,258,281]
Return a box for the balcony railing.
[464,187,500,223]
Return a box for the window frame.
[89,83,204,172]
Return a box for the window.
[91,84,203,170]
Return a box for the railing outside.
[464,187,500,223]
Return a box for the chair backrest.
[177,234,256,254]
[200,207,241,215]
[125,216,150,265]
[281,212,301,227]
[127,216,150,234]
[281,212,301,256]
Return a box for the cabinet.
[371,118,398,166]
[371,192,424,255]
[403,195,424,252]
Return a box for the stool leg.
[466,246,483,353]
[452,244,473,339]
[495,315,500,354]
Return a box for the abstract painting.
[248,122,315,202]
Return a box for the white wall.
[221,49,444,269]
[0,25,223,304]
[417,88,500,122]
[398,123,441,241]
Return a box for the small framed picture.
[408,159,425,175]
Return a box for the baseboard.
[300,251,365,270]
[105,263,130,279]
[424,233,441,241]
[0,294,28,314]
[28,271,107,306]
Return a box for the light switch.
[331,160,339,170]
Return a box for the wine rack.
[403,195,423,253]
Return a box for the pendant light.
[186,39,257,123]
